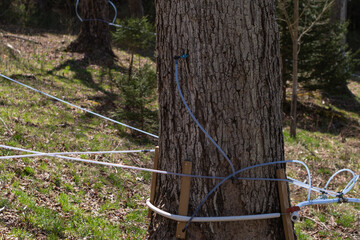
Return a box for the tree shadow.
[1,24,158,146]
[116,46,155,62]
[113,44,156,62]
[46,57,119,121]
[6,71,158,144]
[320,84,360,116]
[0,23,78,37]
[47,56,125,96]
[352,73,360,82]
[283,98,360,140]
[46,55,158,143]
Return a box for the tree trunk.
[67,0,114,61]
[281,54,287,108]
[149,0,288,239]
[128,0,144,18]
[331,0,347,46]
[331,0,347,24]
[128,52,134,83]
[290,0,299,139]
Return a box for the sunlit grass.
[0,32,154,239]
[1,27,359,239]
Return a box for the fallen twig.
[5,43,21,54]
[1,34,42,45]
[0,117,12,134]
[303,216,330,230]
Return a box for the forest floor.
[0,26,359,239]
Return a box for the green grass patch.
[2,29,358,239]
[295,224,312,240]
[10,228,35,240]
[336,213,355,228]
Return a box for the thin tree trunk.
[290,0,299,139]
[149,0,288,239]
[128,52,134,83]
[25,0,31,13]
[331,0,347,45]
[67,0,114,61]
[281,54,287,107]
[331,0,347,24]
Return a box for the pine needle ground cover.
[0,27,359,239]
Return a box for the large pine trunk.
[67,0,114,59]
[149,0,288,239]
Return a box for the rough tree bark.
[149,0,289,239]
[67,0,114,60]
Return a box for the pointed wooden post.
[277,169,295,240]
[148,146,159,218]
[176,160,192,239]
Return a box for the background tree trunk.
[331,0,347,24]
[281,54,287,108]
[331,0,347,46]
[290,0,299,139]
[128,0,144,18]
[149,0,288,239]
[67,0,114,60]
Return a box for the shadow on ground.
[321,85,360,116]
[283,87,360,140]
[47,56,158,143]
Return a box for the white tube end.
[291,211,299,222]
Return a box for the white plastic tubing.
[290,198,360,222]
[1,143,359,224]
[297,198,360,208]
[0,145,311,183]
[0,144,357,197]
[325,169,359,195]
[0,144,222,179]
[0,149,155,160]
[0,73,158,139]
[147,198,360,223]
[146,199,281,222]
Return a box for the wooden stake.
[148,146,159,218]
[176,161,193,239]
[277,169,295,240]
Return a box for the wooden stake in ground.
[277,169,295,240]
[176,161,192,239]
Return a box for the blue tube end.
[174,54,188,60]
